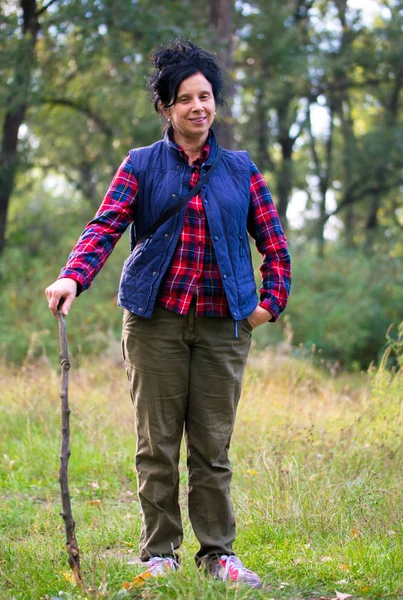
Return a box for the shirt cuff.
[259,298,280,322]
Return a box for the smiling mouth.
[189,116,207,124]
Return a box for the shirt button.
[138,308,143,312]
[172,194,176,198]
[164,233,169,238]
[214,235,218,241]
[196,269,200,274]
[204,199,209,204]
[152,271,157,276]
[223,275,227,279]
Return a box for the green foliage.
[0,179,127,365]
[252,243,403,368]
[2,0,403,258]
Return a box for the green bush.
[0,190,129,365]
[253,244,403,368]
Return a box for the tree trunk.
[276,149,292,232]
[276,103,296,231]
[209,0,234,149]
[333,0,357,248]
[0,0,39,255]
[340,94,357,247]
[255,88,274,173]
[307,100,334,258]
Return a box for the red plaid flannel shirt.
[59,138,291,321]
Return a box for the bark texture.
[0,0,39,254]
[57,310,83,587]
[209,0,234,149]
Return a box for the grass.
[0,341,402,599]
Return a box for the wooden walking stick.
[57,305,84,587]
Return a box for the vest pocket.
[125,236,152,270]
[141,236,152,252]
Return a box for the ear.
[158,101,170,121]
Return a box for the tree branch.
[42,98,114,138]
[324,179,403,222]
[309,75,393,104]
[36,0,59,18]
[57,309,84,589]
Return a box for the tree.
[0,0,43,255]
[236,0,311,229]
[209,0,235,148]
[0,0,213,249]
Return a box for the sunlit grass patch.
[0,349,402,599]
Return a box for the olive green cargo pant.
[121,303,252,564]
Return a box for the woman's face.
[163,72,216,145]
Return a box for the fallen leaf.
[334,591,353,600]
[321,556,333,562]
[62,571,76,584]
[88,499,102,506]
[351,527,361,538]
[122,572,152,590]
[339,563,350,571]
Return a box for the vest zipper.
[239,235,244,257]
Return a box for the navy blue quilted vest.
[118,130,258,321]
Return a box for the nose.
[192,98,204,112]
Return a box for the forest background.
[1,0,403,368]
[1,2,403,600]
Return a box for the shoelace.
[147,556,179,571]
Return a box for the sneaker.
[141,556,179,577]
[210,555,262,589]
[126,556,179,588]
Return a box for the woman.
[46,40,291,589]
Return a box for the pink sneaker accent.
[217,555,262,588]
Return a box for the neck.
[172,131,208,164]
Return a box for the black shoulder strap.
[132,147,223,249]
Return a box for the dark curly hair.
[148,40,225,112]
